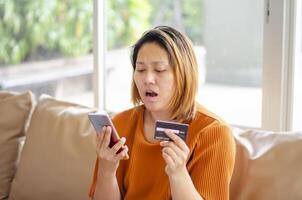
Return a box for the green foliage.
[107,0,204,49]
[183,0,204,45]
[0,0,93,66]
[148,0,204,45]
[49,0,93,56]
[0,0,203,66]
[107,0,151,49]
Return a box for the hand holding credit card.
[154,120,189,142]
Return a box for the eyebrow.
[136,61,169,65]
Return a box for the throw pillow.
[0,91,34,200]
[9,95,97,200]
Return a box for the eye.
[136,68,145,72]
[155,69,166,73]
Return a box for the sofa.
[0,91,302,200]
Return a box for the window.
[96,0,300,131]
[293,0,302,130]
[2,0,299,131]
[103,0,263,128]
[0,0,93,107]
[197,1,263,128]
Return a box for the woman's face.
[134,42,175,114]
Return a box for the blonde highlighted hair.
[131,26,198,123]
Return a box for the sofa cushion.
[0,91,34,200]
[9,95,97,200]
[230,128,302,200]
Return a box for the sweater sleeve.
[188,123,236,200]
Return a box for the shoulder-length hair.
[130,26,198,123]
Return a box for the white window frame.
[93,0,299,131]
[93,0,106,109]
[262,0,297,131]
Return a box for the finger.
[95,127,104,144]
[109,137,126,154]
[164,130,190,153]
[160,141,187,162]
[114,146,129,161]
[97,126,105,139]
[121,148,130,160]
[96,127,106,150]
[122,153,130,160]
[162,147,182,165]
[102,126,112,148]
[162,151,175,167]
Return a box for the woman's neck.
[144,109,171,124]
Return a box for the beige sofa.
[1,91,302,200]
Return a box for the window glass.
[105,0,263,128]
[0,0,93,107]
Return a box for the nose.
[144,71,156,85]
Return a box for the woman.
[89,26,235,200]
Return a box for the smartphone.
[88,111,120,148]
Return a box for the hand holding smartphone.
[88,111,128,158]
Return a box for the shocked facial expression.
[134,42,175,113]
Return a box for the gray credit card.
[154,120,189,142]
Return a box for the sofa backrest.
[230,128,302,200]
[9,95,97,200]
[3,92,302,200]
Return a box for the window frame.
[262,0,297,131]
[93,0,106,109]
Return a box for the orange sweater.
[89,104,235,200]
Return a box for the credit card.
[154,120,189,141]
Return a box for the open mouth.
[145,91,158,97]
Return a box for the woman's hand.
[160,130,190,177]
[96,126,129,178]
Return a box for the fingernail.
[160,141,168,146]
